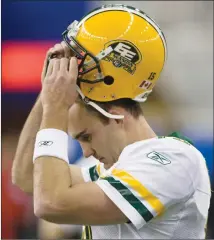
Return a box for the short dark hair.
[76,97,143,124]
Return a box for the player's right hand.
[41,57,78,112]
[41,41,73,83]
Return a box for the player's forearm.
[12,94,43,194]
[33,109,72,215]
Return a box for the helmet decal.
[103,40,142,75]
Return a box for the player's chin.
[99,157,105,163]
[103,161,114,170]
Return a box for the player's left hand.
[41,57,78,113]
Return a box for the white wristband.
[33,128,69,164]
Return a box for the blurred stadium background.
[2,1,213,239]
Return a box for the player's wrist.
[41,107,68,131]
[43,106,68,116]
[33,128,69,164]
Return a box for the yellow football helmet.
[62,4,167,119]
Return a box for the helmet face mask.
[60,4,167,119]
[62,28,104,85]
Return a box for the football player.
[12,4,211,239]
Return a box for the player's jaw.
[92,146,120,169]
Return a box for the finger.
[61,41,73,58]
[52,59,60,74]
[46,59,54,76]
[51,43,64,59]
[41,47,54,81]
[60,57,69,72]
[69,57,78,83]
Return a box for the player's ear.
[108,108,125,125]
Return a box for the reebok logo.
[147,151,171,165]
[38,141,53,147]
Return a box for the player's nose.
[82,145,94,158]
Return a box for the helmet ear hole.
[104,75,114,85]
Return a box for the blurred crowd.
[2,1,213,239]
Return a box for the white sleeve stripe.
[96,180,146,230]
[81,167,92,182]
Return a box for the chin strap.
[76,85,124,119]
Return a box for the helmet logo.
[103,40,142,75]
